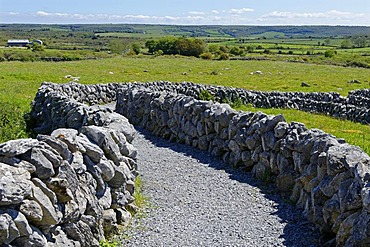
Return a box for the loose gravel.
[124,128,320,247]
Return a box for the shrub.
[229,47,244,56]
[219,46,229,53]
[219,52,229,60]
[324,50,336,58]
[208,44,220,53]
[126,50,137,56]
[346,60,370,69]
[131,43,141,55]
[154,50,164,56]
[198,90,215,101]
[31,43,45,52]
[199,52,213,60]
[230,96,243,108]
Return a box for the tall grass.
[0,103,29,142]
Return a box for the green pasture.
[0,56,369,154]
[1,56,368,103]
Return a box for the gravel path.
[124,128,320,247]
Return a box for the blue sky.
[0,0,369,25]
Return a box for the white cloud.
[36,11,50,17]
[260,10,366,24]
[229,8,254,15]
[28,11,210,24]
[1,9,369,25]
[188,11,205,15]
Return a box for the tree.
[324,50,336,58]
[341,39,352,49]
[324,38,331,45]
[208,44,220,53]
[351,36,366,48]
[156,37,177,55]
[109,39,130,54]
[131,43,141,55]
[145,40,157,54]
[229,46,244,56]
[145,37,207,57]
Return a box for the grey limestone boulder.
[0,139,39,157]
[19,199,43,224]
[12,225,47,247]
[0,163,32,206]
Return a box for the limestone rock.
[49,226,81,247]
[102,209,118,236]
[0,139,38,157]
[19,199,43,223]
[0,213,19,244]
[50,128,79,152]
[37,134,73,163]
[30,179,61,226]
[1,209,32,237]
[13,225,48,247]
[0,163,32,206]
[63,221,100,247]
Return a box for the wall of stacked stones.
[0,83,138,246]
[14,81,370,246]
[126,81,370,124]
[39,81,370,124]
[116,87,370,246]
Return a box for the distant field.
[1,56,369,108]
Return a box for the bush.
[219,52,229,60]
[219,46,229,53]
[154,50,164,56]
[126,50,137,56]
[324,50,336,58]
[346,60,370,69]
[199,52,213,60]
[229,47,244,56]
[208,44,220,53]
[131,43,141,55]
[31,43,45,52]
[198,90,215,101]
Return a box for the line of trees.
[145,37,207,57]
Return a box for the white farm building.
[6,39,43,47]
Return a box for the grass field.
[0,56,369,153]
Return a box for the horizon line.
[1,23,370,27]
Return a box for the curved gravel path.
[124,128,320,247]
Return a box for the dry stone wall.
[3,81,368,246]
[122,81,370,124]
[36,81,370,124]
[116,87,370,246]
[0,83,137,246]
